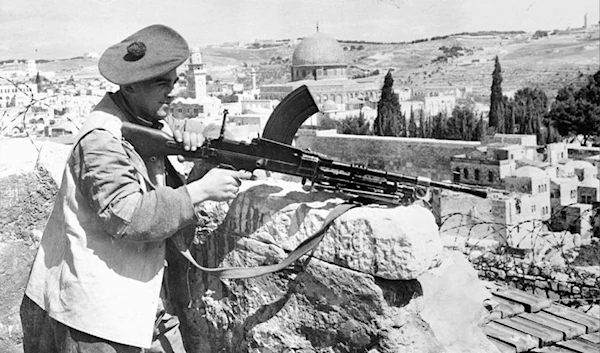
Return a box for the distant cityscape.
[1,24,599,251]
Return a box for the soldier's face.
[128,69,178,121]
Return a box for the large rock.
[0,167,58,353]
[168,179,499,353]
[418,251,498,353]
[222,180,443,280]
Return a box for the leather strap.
[171,203,357,279]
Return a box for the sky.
[0,0,598,60]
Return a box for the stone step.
[530,345,586,352]
[491,295,526,318]
[485,321,539,352]
[520,311,587,339]
[494,316,563,346]
[579,331,600,345]
[487,336,517,353]
[543,304,600,334]
[493,287,553,313]
[555,337,600,353]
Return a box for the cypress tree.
[374,70,402,136]
[408,107,417,137]
[489,56,504,130]
[418,110,425,138]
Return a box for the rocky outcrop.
[168,179,500,353]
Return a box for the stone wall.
[295,130,481,181]
[470,252,600,306]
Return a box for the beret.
[99,24,189,85]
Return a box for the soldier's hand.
[173,129,204,152]
[186,169,253,204]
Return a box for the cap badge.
[124,41,147,61]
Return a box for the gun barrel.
[325,160,487,199]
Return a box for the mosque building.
[259,31,382,115]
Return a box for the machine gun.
[121,87,486,205]
[121,86,487,278]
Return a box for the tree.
[418,110,426,138]
[446,106,476,140]
[337,115,371,135]
[505,87,548,143]
[408,108,417,137]
[547,70,600,145]
[489,56,504,131]
[474,113,486,141]
[431,113,447,139]
[374,71,403,136]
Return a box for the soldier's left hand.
[173,129,205,152]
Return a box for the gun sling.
[171,202,357,279]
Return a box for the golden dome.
[292,32,345,66]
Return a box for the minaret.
[187,47,207,99]
[584,13,588,29]
[251,67,257,91]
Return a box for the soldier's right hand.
[186,168,253,204]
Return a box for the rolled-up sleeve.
[75,129,197,242]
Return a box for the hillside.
[30,30,600,101]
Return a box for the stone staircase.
[485,285,599,353]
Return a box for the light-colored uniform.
[25,93,197,349]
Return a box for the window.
[464,168,469,179]
[531,205,536,213]
[515,199,521,214]
[571,190,577,199]
[475,169,480,181]
[453,167,461,182]
[488,171,494,183]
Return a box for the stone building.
[504,166,552,222]
[259,31,382,113]
[445,134,598,246]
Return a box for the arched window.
[475,169,480,181]
[488,171,494,182]
[453,167,461,182]
[464,168,469,179]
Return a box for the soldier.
[20,24,251,353]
